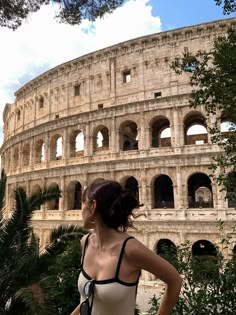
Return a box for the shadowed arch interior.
[153,175,174,208]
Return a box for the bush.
[147,223,236,315]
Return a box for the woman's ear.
[90,199,97,216]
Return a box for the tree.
[0,0,125,30]
[171,26,236,204]
[0,169,86,314]
[214,0,236,14]
[147,222,236,315]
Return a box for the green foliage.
[214,0,236,13]
[0,170,86,314]
[146,294,161,315]
[49,239,83,315]
[0,0,125,30]
[146,223,236,315]
[171,27,236,202]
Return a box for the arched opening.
[184,113,208,145]
[151,117,171,147]
[31,184,42,210]
[220,121,236,143]
[124,176,139,202]
[188,173,213,208]
[155,239,178,268]
[47,183,60,210]
[13,148,19,170]
[120,121,138,151]
[192,240,218,280]
[233,245,236,256]
[69,130,84,157]
[67,181,82,210]
[94,126,109,151]
[50,135,62,161]
[22,143,30,166]
[226,172,236,208]
[35,140,45,163]
[153,175,174,208]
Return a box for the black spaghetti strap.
[115,237,134,278]
[81,233,91,266]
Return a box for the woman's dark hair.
[83,180,141,231]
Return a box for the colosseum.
[1,17,236,288]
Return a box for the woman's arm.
[127,239,182,315]
[70,304,80,315]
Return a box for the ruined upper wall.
[3,18,236,142]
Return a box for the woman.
[71,180,182,315]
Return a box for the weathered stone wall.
[1,19,236,273]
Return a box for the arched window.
[192,240,218,280]
[93,126,109,151]
[13,148,19,170]
[35,140,45,163]
[69,130,84,157]
[226,172,236,208]
[120,121,138,151]
[155,239,178,268]
[151,117,171,147]
[124,176,139,202]
[47,183,60,210]
[31,184,42,210]
[50,135,62,160]
[188,173,213,208]
[67,181,82,210]
[22,143,30,166]
[184,113,208,145]
[153,175,174,208]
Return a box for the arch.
[13,147,19,170]
[233,245,236,256]
[150,116,171,147]
[119,120,138,151]
[35,139,45,163]
[184,112,208,145]
[226,172,236,208]
[188,173,213,208]
[50,134,62,161]
[47,182,60,210]
[69,130,84,157]
[39,96,44,109]
[192,239,218,280]
[22,143,30,166]
[93,126,109,151]
[31,184,42,210]
[220,120,236,143]
[155,239,178,267]
[67,181,82,210]
[123,176,139,202]
[153,175,174,208]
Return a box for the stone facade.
[1,18,236,282]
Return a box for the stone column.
[111,116,116,154]
[139,114,145,150]
[84,123,90,157]
[62,127,68,163]
[45,132,50,168]
[59,176,65,218]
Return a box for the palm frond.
[42,225,86,257]
[0,187,32,250]
[14,277,56,315]
[27,186,61,211]
[0,168,7,226]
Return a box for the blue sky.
[0,0,235,145]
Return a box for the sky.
[0,0,235,146]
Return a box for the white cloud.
[0,0,161,146]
